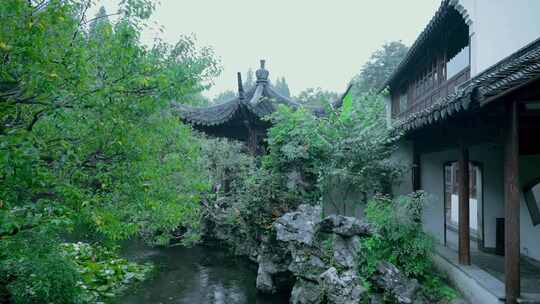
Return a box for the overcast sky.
[90,0,441,98]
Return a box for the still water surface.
[119,242,289,304]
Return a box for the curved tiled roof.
[384,0,470,90]
[173,60,300,127]
[395,38,540,133]
[173,97,241,127]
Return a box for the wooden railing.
[396,67,470,120]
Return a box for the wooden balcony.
[396,67,470,121]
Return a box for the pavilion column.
[458,142,470,265]
[246,126,263,156]
[504,101,520,304]
[247,128,258,155]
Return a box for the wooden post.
[504,101,520,304]
[412,147,421,191]
[247,127,258,155]
[458,144,471,265]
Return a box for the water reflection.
[119,242,289,304]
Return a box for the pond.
[118,242,290,304]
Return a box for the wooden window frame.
[443,160,484,244]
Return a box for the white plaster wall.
[385,95,392,128]
[421,150,450,244]
[457,0,540,77]
[450,194,478,230]
[419,144,505,248]
[389,139,414,196]
[418,143,540,261]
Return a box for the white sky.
[90,0,441,98]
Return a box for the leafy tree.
[89,6,110,39]
[202,92,402,257]
[267,92,401,202]
[185,91,211,106]
[274,77,291,97]
[351,41,409,95]
[0,0,218,301]
[295,87,339,108]
[212,89,236,104]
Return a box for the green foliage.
[199,137,256,206]
[0,236,153,304]
[295,87,339,109]
[350,41,409,95]
[1,0,218,301]
[1,0,217,242]
[212,90,236,104]
[201,137,300,250]
[60,242,153,302]
[0,232,84,304]
[201,92,402,263]
[267,93,402,204]
[358,193,432,278]
[358,193,457,301]
[265,106,328,201]
[421,274,459,302]
[0,220,153,304]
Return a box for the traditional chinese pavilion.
[174,60,344,154]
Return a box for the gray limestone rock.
[290,279,323,304]
[256,265,275,294]
[319,267,367,304]
[255,235,291,293]
[273,204,321,246]
[288,247,327,281]
[332,235,361,269]
[374,261,420,304]
[320,214,372,237]
[369,293,384,304]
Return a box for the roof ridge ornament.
[255,59,269,83]
[237,72,245,100]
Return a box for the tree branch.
[70,0,91,46]
[26,108,47,131]
[83,12,121,25]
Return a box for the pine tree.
[244,68,255,91]
[213,90,236,104]
[275,77,291,97]
[350,41,409,95]
[89,6,111,41]
[88,7,113,86]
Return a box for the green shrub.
[0,232,85,304]
[1,1,217,299]
[200,93,403,259]
[60,242,154,302]
[201,137,305,252]
[0,230,153,303]
[266,94,403,204]
[358,192,457,301]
